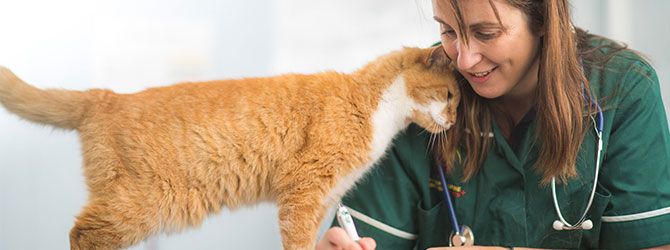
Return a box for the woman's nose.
[455,41,483,70]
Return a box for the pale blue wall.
[0,1,281,250]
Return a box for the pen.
[336,203,360,242]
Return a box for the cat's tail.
[0,66,95,130]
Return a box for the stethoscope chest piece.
[449,225,474,246]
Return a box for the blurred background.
[0,0,668,249]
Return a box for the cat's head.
[400,45,460,134]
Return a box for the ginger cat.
[0,45,460,250]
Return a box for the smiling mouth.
[470,66,498,77]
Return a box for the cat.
[0,45,460,250]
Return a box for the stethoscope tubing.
[552,77,604,230]
[436,160,462,235]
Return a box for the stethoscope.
[436,66,604,246]
[436,160,475,246]
[551,76,604,231]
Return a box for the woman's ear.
[424,45,450,68]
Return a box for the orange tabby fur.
[0,46,460,250]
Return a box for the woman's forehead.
[433,0,513,26]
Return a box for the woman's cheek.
[443,45,458,62]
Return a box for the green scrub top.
[334,38,670,249]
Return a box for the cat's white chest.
[325,76,414,203]
[368,76,414,161]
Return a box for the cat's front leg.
[275,185,330,250]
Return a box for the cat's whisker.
[429,125,435,151]
[418,127,430,136]
[437,129,443,147]
[429,124,439,153]
[440,128,448,150]
[438,126,445,151]
[425,125,434,154]
[426,129,432,153]
[421,128,433,157]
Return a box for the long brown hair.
[439,0,599,184]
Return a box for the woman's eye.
[441,29,456,38]
[474,31,498,40]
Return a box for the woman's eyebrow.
[433,16,448,25]
[470,22,502,29]
[434,16,501,30]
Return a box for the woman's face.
[431,0,542,100]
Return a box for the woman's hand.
[315,227,377,250]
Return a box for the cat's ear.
[424,45,450,68]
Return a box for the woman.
[316,0,670,249]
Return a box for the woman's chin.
[471,86,504,99]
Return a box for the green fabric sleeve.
[598,55,670,249]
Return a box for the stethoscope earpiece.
[552,220,565,231]
[552,219,593,231]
